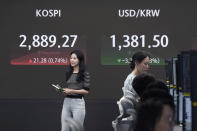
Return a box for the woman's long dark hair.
[66,50,86,82]
[129,51,150,70]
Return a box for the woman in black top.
[61,50,90,131]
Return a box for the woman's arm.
[64,88,89,95]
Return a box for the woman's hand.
[63,88,73,95]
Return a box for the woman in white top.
[122,51,151,96]
[112,51,151,131]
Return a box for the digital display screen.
[10,34,87,65]
[101,35,167,65]
[1,1,196,99]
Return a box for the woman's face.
[70,53,79,67]
[136,56,150,74]
[154,105,174,131]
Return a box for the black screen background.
[0,1,197,99]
